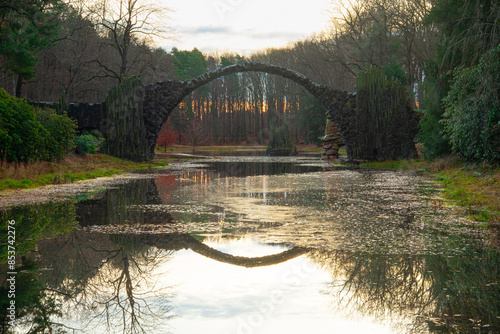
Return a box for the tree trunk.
[15,74,23,98]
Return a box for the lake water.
[1,157,498,333]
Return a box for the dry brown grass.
[426,155,463,173]
[0,154,172,191]
[0,154,132,181]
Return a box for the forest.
[0,0,499,162]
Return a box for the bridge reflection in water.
[107,232,310,268]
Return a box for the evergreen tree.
[0,0,62,97]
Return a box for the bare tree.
[183,118,207,154]
[89,0,173,82]
[320,0,438,103]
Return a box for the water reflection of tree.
[310,250,432,333]
[205,161,321,178]
[0,201,78,262]
[76,178,167,227]
[424,243,500,333]
[309,244,500,333]
[0,260,67,334]
[34,232,174,333]
[0,201,78,333]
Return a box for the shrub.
[35,108,77,161]
[0,89,47,162]
[0,89,77,162]
[75,133,105,155]
[443,46,500,162]
[418,103,452,159]
[417,70,453,160]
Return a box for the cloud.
[247,30,304,41]
[180,25,301,40]
[168,25,304,52]
[182,26,235,35]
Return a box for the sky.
[161,0,335,54]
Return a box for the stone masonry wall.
[143,80,188,160]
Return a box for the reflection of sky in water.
[162,238,396,334]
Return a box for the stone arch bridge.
[58,61,419,161]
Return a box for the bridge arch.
[182,62,325,98]
[142,61,352,160]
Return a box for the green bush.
[75,132,105,155]
[417,63,453,160]
[0,89,47,162]
[443,46,500,162]
[0,89,77,162]
[418,104,452,159]
[35,108,77,160]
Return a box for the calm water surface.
[1,157,498,333]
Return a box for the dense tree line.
[1,0,498,161]
[419,0,499,161]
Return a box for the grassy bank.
[0,154,169,191]
[427,158,499,223]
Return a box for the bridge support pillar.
[101,77,150,162]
